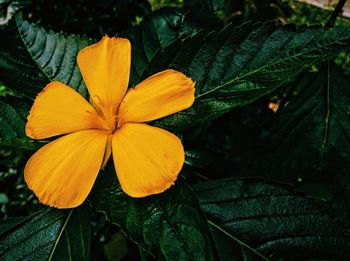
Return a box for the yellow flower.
[24,36,195,209]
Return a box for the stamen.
[90,95,118,132]
[93,95,102,103]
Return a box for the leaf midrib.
[196,34,348,99]
[208,220,270,261]
[321,61,331,163]
[154,199,195,260]
[48,209,73,261]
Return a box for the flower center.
[91,95,117,133]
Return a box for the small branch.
[326,0,348,27]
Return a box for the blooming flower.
[24,36,195,209]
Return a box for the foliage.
[1,0,350,260]
[90,165,215,260]
[0,206,90,260]
[194,178,350,260]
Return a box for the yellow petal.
[118,69,195,125]
[77,36,131,116]
[112,123,184,197]
[24,130,107,208]
[26,81,106,139]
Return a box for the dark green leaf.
[103,232,128,261]
[185,149,213,168]
[126,8,206,86]
[90,165,215,261]
[20,0,151,39]
[51,205,91,261]
[4,14,349,133]
[184,0,226,13]
[149,22,350,130]
[0,206,91,261]
[0,216,27,234]
[254,63,350,181]
[0,97,25,139]
[0,96,38,150]
[0,9,203,98]
[249,62,350,222]
[0,17,92,98]
[0,208,68,260]
[193,178,350,260]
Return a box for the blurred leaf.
[182,104,272,179]
[0,193,8,204]
[185,149,212,168]
[149,22,350,130]
[0,205,91,261]
[250,62,350,222]
[0,216,27,234]
[184,0,226,13]
[21,0,151,38]
[255,62,350,181]
[298,0,350,19]
[0,0,30,25]
[194,178,350,260]
[90,165,216,261]
[0,17,93,98]
[103,232,128,261]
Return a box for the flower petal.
[26,81,106,139]
[112,123,184,197]
[77,36,131,115]
[24,130,107,208]
[118,69,195,125]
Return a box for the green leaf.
[184,0,227,13]
[0,9,201,98]
[126,8,207,86]
[185,149,213,168]
[90,165,216,261]
[193,178,350,260]
[103,232,128,261]
[149,22,350,130]
[3,14,350,135]
[0,193,9,203]
[0,216,28,234]
[0,208,67,260]
[0,206,91,261]
[250,62,350,221]
[50,205,91,261]
[252,63,350,181]
[0,9,201,99]
[0,17,92,98]
[0,96,38,150]
[0,97,26,139]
